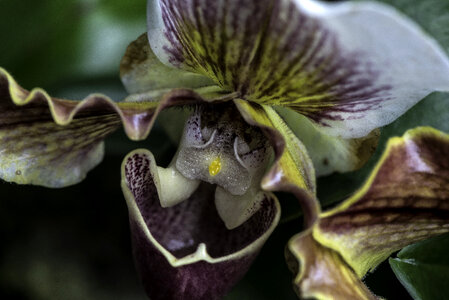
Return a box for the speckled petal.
[121,149,280,300]
[314,127,449,278]
[0,68,204,187]
[148,0,449,138]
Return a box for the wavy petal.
[0,68,204,186]
[314,127,449,277]
[276,107,380,176]
[148,0,449,138]
[121,149,280,300]
[286,232,377,300]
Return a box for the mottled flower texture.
[1,0,449,299]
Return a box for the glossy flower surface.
[1,0,449,299]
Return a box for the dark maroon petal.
[121,150,280,300]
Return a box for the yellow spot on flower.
[209,157,222,176]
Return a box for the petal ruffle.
[314,127,449,277]
[121,149,280,300]
[148,0,449,138]
[276,107,380,176]
[286,232,377,300]
[0,68,204,186]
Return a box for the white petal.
[277,107,379,176]
[147,0,175,68]
[142,150,200,207]
[156,165,200,207]
[214,186,266,230]
[291,0,449,138]
[148,0,449,139]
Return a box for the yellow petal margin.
[314,127,449,277]
[286,127,448,299]
[287,233,377,300]
[0,68,205,187]
[234,100,318,225]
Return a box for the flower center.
[175,103,271,196]
[208,156,222,176]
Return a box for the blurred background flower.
[0,0,448,299]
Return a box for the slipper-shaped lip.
[121,149,281,299]
[122,149,281,265]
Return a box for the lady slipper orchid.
[1,0,449,299]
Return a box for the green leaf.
[389,233,449,300]
[0,0,147,88]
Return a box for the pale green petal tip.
[0,142,105,188]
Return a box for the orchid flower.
[1,0,449,299]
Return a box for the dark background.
[2,0,448,299]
